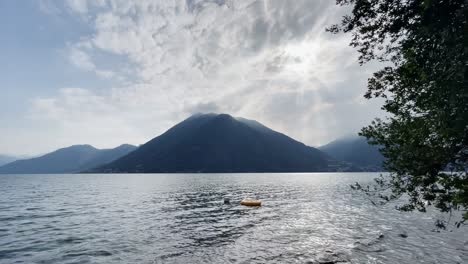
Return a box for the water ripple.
[0,173,466,264]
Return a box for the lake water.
[0,173,466,264]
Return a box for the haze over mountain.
[0,115,386,174]
[0,155,17,167]
[0,144,137,174]
[92,113,336,173]
[319,136,385,171]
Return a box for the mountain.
[319,136,385,171]
[92,113,336,173]
[0,155,17,167]
[0,144,137,174]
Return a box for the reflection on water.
[0,173,466,263]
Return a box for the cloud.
[30,88,150,149]
[68,47,115,78]
[38,0,62,15]
[95,70,115,78]
[68,47,95,71]
[24,0,384,154]
[66,0,88,14]
[184,102,220,114]
[66,0,107,14]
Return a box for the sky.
[0,0,385,156]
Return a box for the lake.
[0,173,466,263]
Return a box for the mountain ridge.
[319,136,385,171]
[0,155,18,167]
[0,144,137,174]
[92,113,336,173]
[0,115,386,174]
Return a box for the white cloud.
[68,47,116,79]
[95,70,115,78]
[66,0,88,14]
[25,0,384,153]
[29,88,151,149]
[38,0,62,15]
[68,47,95,71]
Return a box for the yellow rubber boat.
[240,199,262,206]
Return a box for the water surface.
[0,173,466,263]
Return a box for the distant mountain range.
[0,144,137,174]
[0,113,386,174]
[91,113,336,173]
[318,136,385,171]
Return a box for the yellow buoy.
[240,199,262,206]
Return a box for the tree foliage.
[329,0,468,228]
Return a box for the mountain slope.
[78,144,137,170]
[0,144,137,174]
[319,136,385,171]
[93,113,334,173]
[0,155,17,167]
